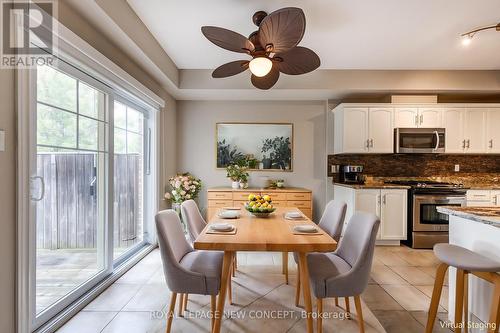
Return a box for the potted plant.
[226,164,249,189]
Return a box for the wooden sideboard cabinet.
[206,187,313,220]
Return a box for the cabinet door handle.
[414,115,418,126]
[382,194,386,205]
[377,195,381,205]
[366,139,370,149]
[489,139,493,149]
[420,114,423,125]
[369,139,374,148]
[467,140,471,149]
[462,140,466,149]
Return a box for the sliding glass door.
[30,62,155,329]
[34,64,110,321]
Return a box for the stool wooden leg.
[295,263,301,307]
[455,269,466,333]
[317,298,323,333]
[488,276,500,333]
[426,263,449,333]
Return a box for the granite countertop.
[437,206,500,226]
[333,182,411,189]
[466,185,500,190]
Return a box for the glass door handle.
[30,176,45,202]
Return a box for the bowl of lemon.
[245,194,276,217]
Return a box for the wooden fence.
[36,153,141,250]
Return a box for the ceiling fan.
[201,7,320,90]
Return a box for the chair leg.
[426,263,448,333]
[295,264,301,307]
[317,298,323,333]
[228,267,233,305]
[345,297,351,318]
[183,294,189,312]
[335,297,339,307]
[211,295,216,331]
[234,252,238,270]
[282,252,289,284]
[166,293,177,333]
[455,269,466,333]
[178,294,185,317]
[464,273,469,333]
[232,254,236,277]
[488,277,500,333]
[354,295,365,333]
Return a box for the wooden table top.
[194,207,337,252]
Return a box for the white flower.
[164,192,171,200]
[186,194,191,199]
[180,190,186,196]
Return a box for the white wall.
[177,100,327,220]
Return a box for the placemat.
[289,225,324,236]
[206,227,237,235]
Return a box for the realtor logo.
[1,0,56,68]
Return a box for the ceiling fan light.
[249,57,273,77]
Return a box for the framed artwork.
[216,122,293,171]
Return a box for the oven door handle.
[433,130,440,151]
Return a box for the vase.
[239,182,248,189]
[231,181,240,189]
[172,202,187,233]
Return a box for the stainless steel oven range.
[385,180,467,249]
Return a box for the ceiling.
[127,0,500,70]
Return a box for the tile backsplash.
[328,154,500,184]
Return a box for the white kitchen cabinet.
[443,108,466,153]
[369,108,393,153]
[334,107,369,154]
[418,108,443,128]
[491,191,500,206]
[486,109,500,154]
[394,108,442,128]
[355,189,382,240]
[334,107,392,154]
[394,108,418,127]
[464,109,487,153]
[380,189,407,240]
[466,190,492,207]
[335,186,407,242]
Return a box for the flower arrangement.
[164,173,202,204]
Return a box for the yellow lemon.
[248,194,256,201]
[263,195,271,202]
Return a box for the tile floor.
[56,246,454,333]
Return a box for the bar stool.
[426,244,500,333]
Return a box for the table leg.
[213,251,233,333]
[298,252,313,333]
[282,251,289,284]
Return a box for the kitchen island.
[437,206,500,326]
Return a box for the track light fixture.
[461,22,500,46]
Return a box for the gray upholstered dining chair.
[294,199,347,306]
[156,209,224,332]
[180,199,234,307]
[307,211,380,333]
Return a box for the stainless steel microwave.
[394,128,445,153]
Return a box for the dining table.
[194,206,338,333]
